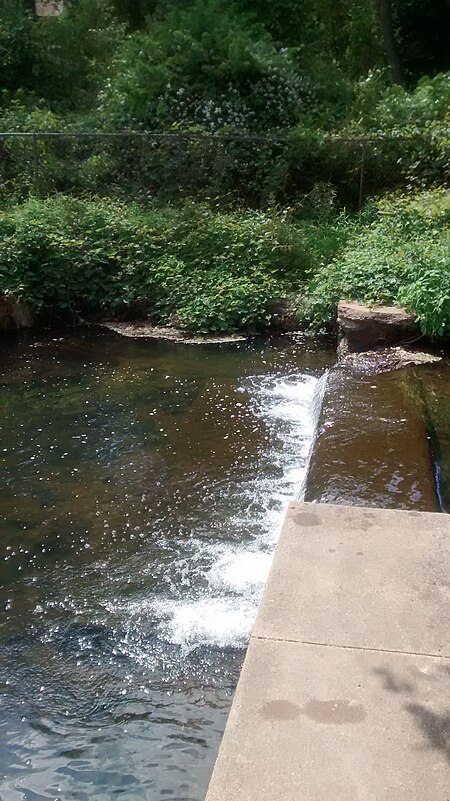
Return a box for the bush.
[0,107,119,200]
[0,196,343,332]
[307,188,450,338]
[358,71,450,135]
[100,0,310,133]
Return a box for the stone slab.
[337,302,415,326]
[205,638,450,801]
[337,301,417,352]
[254,503,450,656]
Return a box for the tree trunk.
[375,0,405,85]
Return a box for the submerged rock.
[337,301,417,353]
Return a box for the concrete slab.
[206,639,450,801]
[205,503,450,801]
[254,503,450,656]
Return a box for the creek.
[0,331,448,801]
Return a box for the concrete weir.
[205,502,450,801]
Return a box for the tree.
[0,0,35,97]
[375,0,405,84]
[32,0,122,110]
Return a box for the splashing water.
[0,333,332,801]
[134,372,322,653]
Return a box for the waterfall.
[119,370,328,653]
[297,369,329,500]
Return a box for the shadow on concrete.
[373,663,450,766]
[405,703,450,765]
[373,666,413,695]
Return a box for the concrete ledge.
[304,369,438,511]
[205,503,450,801]
[254,504,449,656]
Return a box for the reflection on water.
[304,361,450,512]
[0,331,334,801]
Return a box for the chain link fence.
[0,130,448,208]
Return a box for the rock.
[337,301,417,353]
[100,321,248,344]
[0,296,34,331]
[341,346,441,374]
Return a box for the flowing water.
[304,363,445,511]
[0,331,335,801]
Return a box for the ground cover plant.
[2,190,448,340]
[0,195,353,333]
[307,188,450,338]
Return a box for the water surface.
[0,331,333,801]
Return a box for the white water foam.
[147,372,325,652]
[156,596,258,650]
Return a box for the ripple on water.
[0,333,332,800]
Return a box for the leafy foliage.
[355,71,450,133]
[100,0,309,133]
[0,0,449,341]
[0,196,346,332]
[307,189,450,338]
[32,0,122,111]
[0,0,122,111]
[0,106,119,199]
[0,0,35,99]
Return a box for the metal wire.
[0,130,447,206]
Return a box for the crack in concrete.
[252,634,450,660]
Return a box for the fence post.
[358,141,365,211]
[32,133,40,195]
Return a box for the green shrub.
[0,106,121,200]
[100,0,310,133]
[176,274,278,332]
[358,71,450,135]
[307,188,450,338]
[1,195,344,332]
[351,72,450,190]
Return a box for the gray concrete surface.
[205,502,450,801]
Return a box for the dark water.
[304,362,448,511]
[420,363,450,511]
[0,331,334,801]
